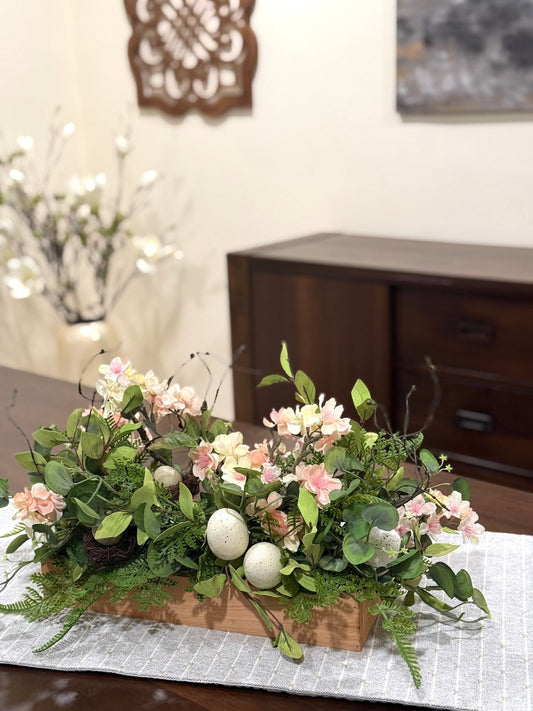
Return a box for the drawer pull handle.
[455,409,493,433]
[455,320,494,344]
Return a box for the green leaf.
[137,529,149,545]
[66,409,83,438]
[130,469,159,510]
[424,543,460,557]
[153,521,188,543]
[350,379,375,421]
[158,431,199,449]
[32,428,69,449]
[294,569,317,592]
[178,482,194,520]
[419,449,439,473]
[280,341,293,378]
[248,598,274,633]
[15,450,47,471]
[80,431,104,460]
[143,505,161,539]
[208,419,228,438]
[385,467,404,491]
[6,533,29,554]
[257,374,289,388]
[454,569,474,601]
[361,501,399,531]
[147,541,179,577]
[194,574,226,598]
[427,561,456,598]
[0,478,9,508]
[103,445,138,472]
[472,588,491,616]
[44,460,73,496]
[277,631,303,660]
[71,497,100,526]
[297,487,318,527]
[302,528,322,567]
[229,564,253,594]
[323,446,346,474]
[120,384,144,417]
[347,517,371,539]
[294,370,316,405]
[342,533,375,565]
[318,555,348,572]
[94,512,132,540]
[452,477,471,502]
[388,550,426,579]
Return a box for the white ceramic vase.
[57,320,118,386]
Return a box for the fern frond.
[370,599,421,688]
[0,522,26,538]
[33,603,93,653]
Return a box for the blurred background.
[1,0,532,419]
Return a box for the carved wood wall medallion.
[124,0,257,117]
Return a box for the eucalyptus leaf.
[71,497,100,526]
[15,450,47,472]
[387,550,426,579]
[452,477,471,502]
[318,555,348,572]
[80,431,104,460]
[472,588,491,616]
[361,501,399,531]
[32,428,69,449]
[323,446,346,474]
[454,569,474,601]
[66,409,83,439]
[427,561,456,598]
[342,533,375,565]
[44,460,74,496]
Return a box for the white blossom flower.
[3,256,44,299]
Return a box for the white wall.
[2,1,533,417]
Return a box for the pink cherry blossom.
[12,483,66,524]
[295,463,342,508]
[319,397,351,437]
[404,494,436,518]
[395,506,413,538]
[420,512,443,539]
[189,441,219,480]
[249,447,268,468]
[444,490,471,520]
[263,407,299,437]
[153,383,202,420]
[247,492,301,552]
[260,463,281,484]
[458,511,485,543]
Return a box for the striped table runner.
[0,505,530,711]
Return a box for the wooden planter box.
[89,577,377,652]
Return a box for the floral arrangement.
[0,344,489,687]
[0,114,183,324]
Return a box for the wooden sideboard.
[228,233,533,491]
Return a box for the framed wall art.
[397,0,533,114]
[124,0,257,117]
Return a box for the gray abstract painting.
[397,0,533,113]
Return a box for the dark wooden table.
[0,365,531,711]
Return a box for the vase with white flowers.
[0,113,183,381]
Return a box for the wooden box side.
[89,577,377,652]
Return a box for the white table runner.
[0,505,530,711]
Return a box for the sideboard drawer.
[395,370,533,479]
[395,288,533,385]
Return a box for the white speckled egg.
[206,508,249,560]
[153,465,182,488]
[243,542,283,589]
[367,527,401,569]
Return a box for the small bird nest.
[83,528,138,567]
